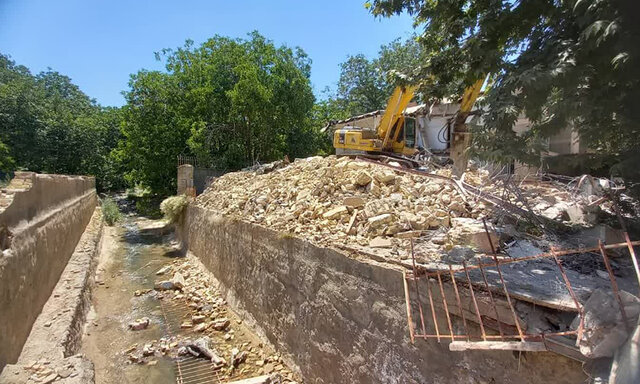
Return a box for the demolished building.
[327,100,589,177]
[177,155,640,383]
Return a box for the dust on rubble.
[129,256,301,383]
[195,155,585,264]
[197,156,487,257]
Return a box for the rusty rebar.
[403,271,415,343]
[425,274,441,342]
[463,261,486,341]
[436,273,455,341]
[449,265,470,341]
[610,195,640,292]
[419,240,640,279]
[482,218,525,340]
[414,329,582,340]
[550,248,584,344]
[410,239,427,338]
[598,240,631,331]
[478,263,505,337]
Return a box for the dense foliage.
[331,37,424,116]
[0,54,124,190]
[371,0,640,175]
[116,32,322,195]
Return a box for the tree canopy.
[116,32,322,195]
[371,0,640,173]
[0,54,124,189]
[334,37,424,116]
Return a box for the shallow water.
[81,218,178,384]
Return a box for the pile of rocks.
[18,359,78,383]
[196,156,492,257]
[126,258,299,382]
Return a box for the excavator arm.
[378,85,417,150]
[450,77,486,176]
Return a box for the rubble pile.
[125,258,298,383]
[197,156,494,258]
[19,360,79,383]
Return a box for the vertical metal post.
[449,265,470,340]
[425,274,441,342]
[436,273,455,341]
[478,263,505,337]
[403,270,415,343]
[463,261,487,341]
[598,240,631,331]
[410,239,427,337]
[550,248,584,344]
[482,218,525,340]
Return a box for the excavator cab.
[332,85,418,158]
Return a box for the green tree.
[371,0,640,172]
[118,32,318,195]
[0,53,124,189]
[333,37,424,117]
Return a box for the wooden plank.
[449,341,547,352]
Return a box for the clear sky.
[0,0,415,107]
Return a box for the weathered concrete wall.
[179,205,586,384]
[0,172,97,371]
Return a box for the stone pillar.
[177,164,194,196]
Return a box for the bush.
[102,197,121,226]
[160,195,188,223]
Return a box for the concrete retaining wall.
[0,172,97,371]
[179,205,586,384]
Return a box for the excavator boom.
[378,85,417,150]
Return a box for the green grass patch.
[102,197,122,226]
[160,195,189,223]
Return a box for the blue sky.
[0,0,415,107]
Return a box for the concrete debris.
[154,280,177,291]
[369,236,392,248]
[573,289,640,358]
[231,347,248,367]
[184,336,226,366]
[127,317,150,331]
[172,271,186,289]
[212,317,231,331]
[447,218,497,253]
[195,156,487,256]
[443,246,475,263]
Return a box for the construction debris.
[127,317,150,331]
[573,289,640,358]
[180,336,226,367]
[197,156,489,257]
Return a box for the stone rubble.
[196,156,494,261]
[127,317,150,331]
[126,257,300,383]
[195,156,613,266]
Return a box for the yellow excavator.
[332,78,485,171]
[333,85,419,163]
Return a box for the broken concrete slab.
[573,289,640,358]
[448,217,498,253]
[369,236,392,248]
